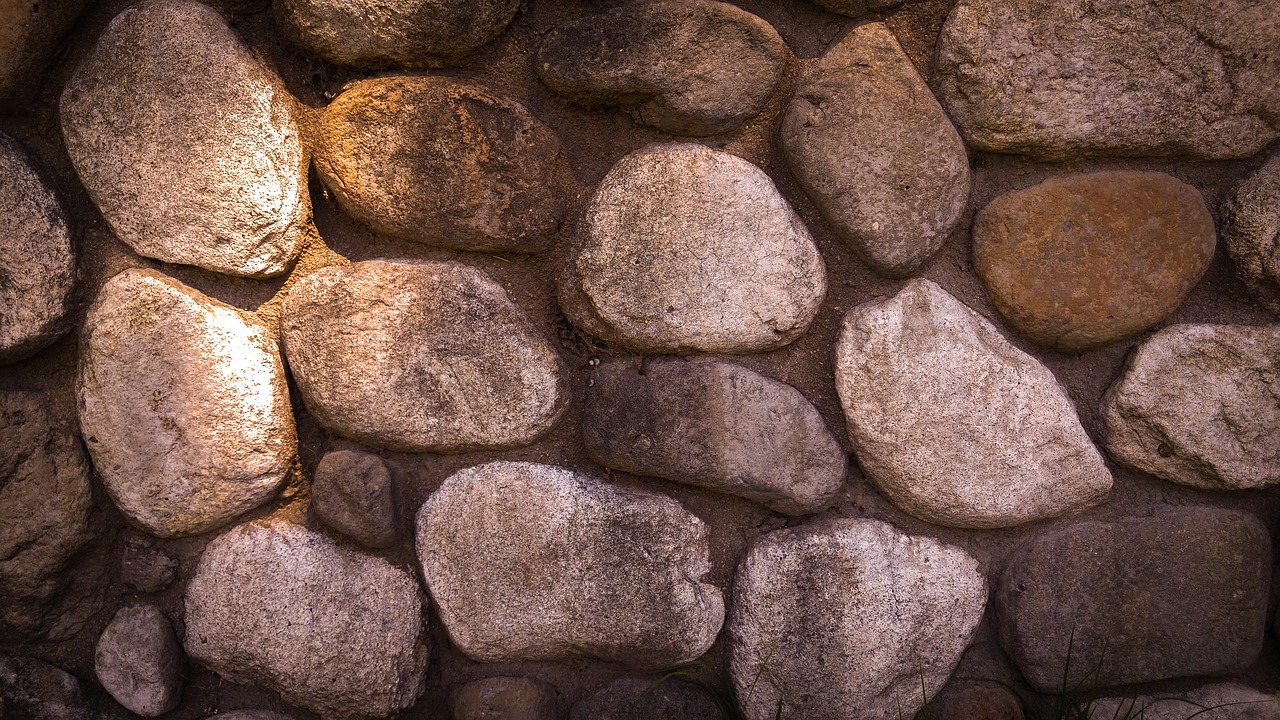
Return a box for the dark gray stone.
[0,656,97,720]
[312,450,398,549]
[570,677,719,720]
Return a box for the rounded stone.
[559,143,826,354]
[453,676,556,720]
[94,605,182,717]
[312,449,398,549]
[930,683,1024,720]
[281,260,565,453]
[1221,149,1280,315]
[1087,684,1280,720]
[973,171,1216,352]
[314,77,570,254]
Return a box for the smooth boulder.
[1221,149,1280,315]
[312,449,398,548]
[94,605,182,717]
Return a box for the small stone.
[537,0,787,136]
[996,507,1271,691]
[1087,684,1280,720]
[0,656,97,720]
[570,677,720,720]
[312,450,398,548]
[94,605,182,717]
[0,0,88,112]
[583,359,846,515]
[60,0,308,278]
[927,683,1024,720]
[281,260,564,453]
[728,519,987,720]
[834,280,1112,529]
[1102,324,1280,491]
[416,461,724,670]
[932,0,1279,160]
[78,268,296,538]
[453,677,555,720]
[973,172,1216,351]
[120,537,179,594]
[276,0,519,68]
[314,77,570,254]
[1221,149,1280,315]
[559,143,826,354]
[782,23,969,278]
[185,521,427,720]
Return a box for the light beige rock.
[0,0,88,112]
[1221,149,1280,316]
[1087,684,1280,720]
[94,605,182,717]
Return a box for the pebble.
[312,449,398,548]
[120,535,179,594]
[453,676,556,720]
[94,605,182,717]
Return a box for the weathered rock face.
[120,539,179,595]
[727,519,987,720]
[312,449,398,548]
[1087,684,1280,720]
[275,0,520,69]
[60,0,308,278]
[185,521,427,720]
[782,23,969,278]
[315,77,570,254]
[559,144,826,354]
[537,0,787,136]
[453,676,556,720]
[416,461,724,670]
[583,359,847,515]
[570,677,720,720]
[78,269,295,538]
[1102,324,1280,491]
[0,133,77,364]
[0,656,98,720]
[834,280,1112,528]
[0,0,88,112]
[932,0,1279,160]
[974,172,1216,352]
[996,507,1272,691]
[0,391,96,642]
[94,605,182,717]
[1221,149,1280,316]
[281,260,564,452]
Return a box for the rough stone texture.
[834,280,1112,528]
[204,713,294,720]
[974,172,1216,351]
[416,461,724,670]
[0,656,97,720]
[1221,149,1280,315]
[932,0,1279,160]
[0,0,88,112]
[276,0,520,69]
[927,683,1024,720]
[782,23,969,278]
[94,605,182,717]
[536,0,787,136]
[281,260,564,453]
[120,536,179,594]
[559,143,826,354]
[60,0,308,278]
[0,391,96,642]
[0,132,77,364]
[312,449,398,548]
[184,521,427,720]
[1087,684,1280,720]
[78,268,296,538]
[728,519,987,720]
[570,677,719,720]
[315,77,570,254]
[453,677,555,720]
[809,0,914,15]
[997,507,1272,692]
[1102,324,1280,491]
[583,359,847,515]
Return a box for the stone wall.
[2,0,1279,718]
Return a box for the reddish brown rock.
[974,172,1215,352]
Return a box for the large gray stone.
[1221,149,1280,315]
[416,461,724,670]
[78,268,296,538]
[61,0,308,278]
[94,605,182,717]
[0,0,88,112]
[185,521,427,720]
[1103,324,1280,491]
[559,143,826,354]
[932,0,1279,160]
[583,359,846,515]
[312,449,398,549]
[453,677,556,720]
[1087,684,1280,720]
[570,677,719,720]
[281,260,564,453]
[0,656,97,720]
[996,507,1272,692]
[782,23,969,278]
[728,519,987,720]
[537,0,787,136]
[834,280,1112,528]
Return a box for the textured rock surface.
[0,0,87,112]
[60,0,308,278]
[281,260,564,452]
[94,605,182,717]
[974,172,1216,351]
[1221,149,1280,315]
[559,143,826,353]
[78,269,295,537]
[0,656,98,720]
[453,677,555,720]
[120,536,179,594]
[997,507,1271,691]
[1102,324,1280,491]
[315,77,570,254]
[1087,684,1280,720]
[537,0,787,136]
[0,133,77,364]
[782,23,969,278]
[933,0,1279,160]
[570,677,719,720]
[834,280,1111,528]
[312,449,398,548]
[728,519,987,720]
[928,683,1024,720]
[185,521,427,720]
[809,0,914,15]
[416,461,724,670]
[583,359,846,515]
[276,0,520,69]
